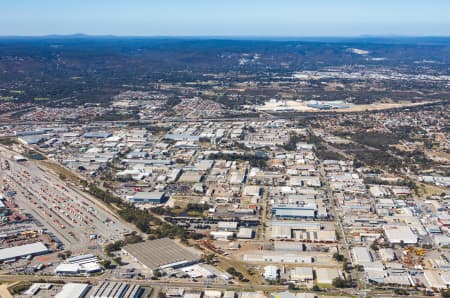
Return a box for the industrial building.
[54,253,102,275]
[128,191,166,204]
[0,242,50,263]
[244,252,313,264]
[55,283,90,298]
[237,227,254,239]
[18,135,45,145]
[217,221,238,231]
[315,268,340,285]
[263,265,279,280]
[272,204,317,219]
[423,270,447,289]
[54,262,102,275]
[90,281,142,298]
[178,171,203,183]
[352,247,373,265]
[24,283,53,296]
[383,224,418,244]
[210,231,234,240]
[82,132,112,139]
[122,238,200,275]
[270,221,331,241]
[289,267,314,283]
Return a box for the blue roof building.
[83,132,112,139]
[129,191,166,204]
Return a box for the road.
[0,274,418,297]
[0,274,288,292]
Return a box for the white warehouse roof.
[0,242,49,262]
[55,283,90,298]
[352,247,373,265]
[315,268,340,285]
[383,225,417,244]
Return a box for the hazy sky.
[1,0,450,36]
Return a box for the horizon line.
[1,33,450,39]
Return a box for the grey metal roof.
[0,242,49,261]
[123,238,199,270]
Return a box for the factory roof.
[271,221,321,229]
[0,242,49,262]
[275,208,316,218]
[218,221,238,230]
[178,171,203,183]
[83,132,112,138]
[315,268,340,284]
[129,191,166,204]
[55,283,90,298]
[290,267,314,280]
[130,191,165,200]
[383,224,417,244]
[19,135,45,145]
[122,238,199,270]
[237,228,254,239]
[352,247,373,264]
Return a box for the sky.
[1,0,450,36]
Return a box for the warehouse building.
[217,221,238,231]
[383,224,418,245]
[352,247,373,265]
[289,267,314,283]
[273,207,316,219]
[82,132,112,139]
[128,191,166,204]
[178,171,203,183]
[423,270,447,289]
[270,221,323,240]
[54,262,102,276]
[0,242,50,263]
[315,268,340,285]
[237,228,254,239]
[55,283,90,298]
[18,135,45,145]
[210,231,234,240]
[243,252,313,264]
[90,281,142,298]
[263,265,279,281]
[122,238,200,276]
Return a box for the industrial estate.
[0,36,448,298]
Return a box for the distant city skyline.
[1,0,450,36]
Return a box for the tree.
[100,259,112,269]
[333,252,345,262]
[153,269,162,278]
[226,267,245,281]
[442,289,450,298]
[104,240,124,256]
[394,288,409,295]
[112,257,122,266]
[201,253,216,264]
[370,241,379,251]
[288,284,298,291]
[332,277,352,288]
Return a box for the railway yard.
[0,146,132,257]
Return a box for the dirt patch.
[39,160,83,184]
